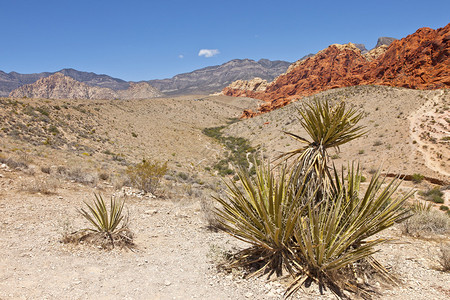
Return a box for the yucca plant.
[279,99,366,192]
[286,166,413,297]
[214,98,414,298]
[79,193,126,233]
[71,193,133,249]
[214,159,311,277]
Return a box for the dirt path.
[409,90,450,177]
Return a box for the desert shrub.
[200,197,223,231]
[438,243,450,272]
[40,166,51,174]
[177,172,189,181]
[0,156,29,170]
[20,177,59,194]
[64,194,133,250]
[56,166,98,186]
[419,188,444,203]
[412,173,424,183]
[440,205,449,211]
[98,172,109,181]
[126,159,167,194]
[402,211,450,237]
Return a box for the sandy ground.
[0,88,449,299]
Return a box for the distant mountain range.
[0,59,291,97]
[0,36,400,98]
[147,59,291,95]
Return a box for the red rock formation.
[225,23,450,118]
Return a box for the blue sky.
[0,0,449,81]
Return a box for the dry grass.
[20,177,59,194]
[62,228,134,250]
[402,211,450,237]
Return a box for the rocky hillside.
[0,68,129,97]
[9,73,162,100]
[224,24,449,117]
[148,59,290,95]
[222,38,396,98]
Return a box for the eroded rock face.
[9,73,162,100]
[226,23,450,117]
[222,77,269,95]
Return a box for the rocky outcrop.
[148,59,290,95]
[222,77,269,95]
[226,23,450,117]
[363,45,389,61]
[9,73,162,100]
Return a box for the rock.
[223,77,269,94]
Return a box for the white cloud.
[198,49,220,58]
[178,54,184,59]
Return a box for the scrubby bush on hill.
[126,158,167,194]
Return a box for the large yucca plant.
[214,98,413,298]
[214,160,311,277]
[286,166,413,298]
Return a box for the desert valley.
[0,22,449,300]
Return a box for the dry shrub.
[20,177,59,194]
[0,156,29,170]
[40,166,51,174]
[402,211,450,237]
[126,159,167,194]
[438,243,450,272]
[56,166,98,186]
[62,228,134,250]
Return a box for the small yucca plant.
[69,193,133,249]
[79,193,126,233]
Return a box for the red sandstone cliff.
[224,23,450,117]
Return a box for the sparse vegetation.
[203,124,257,176]
[438,243,450,272]
[403,210,450,237]
[419,187,444,203]
[412,173,425,183]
